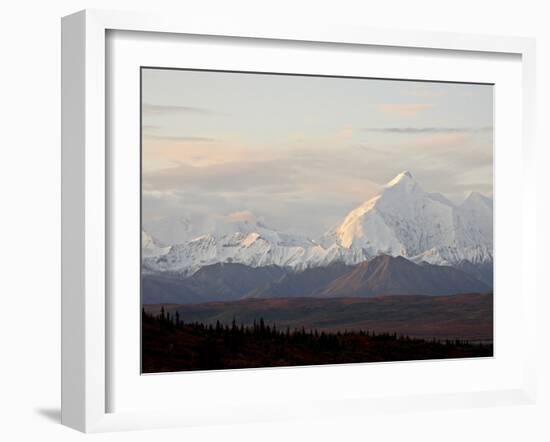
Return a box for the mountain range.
[142,255,490,304]
[143,171,493,280]
[141,172,493,304]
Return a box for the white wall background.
[0,1,548,441]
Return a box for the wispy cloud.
[143,159,300,194]
[379,103,433,116]
[363,127,493,134]
[333,126,354,141]
[142,141,275,168]
[142,103,215,116]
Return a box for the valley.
[144,292,493,343]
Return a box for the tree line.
[143,306,481,349]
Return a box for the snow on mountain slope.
[143,213,337,275]
[325,171,493,266]
[143,172,493,274]
[142,230,171,258]
[143,214,206,246]
[458,191,493,244]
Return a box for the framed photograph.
[140,68,496,373]
[61,9,537,432]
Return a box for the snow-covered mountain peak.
[380,171,422,201]
[385,170,415,187]
[142,230,170,258]
[462,191,492,209]
[324,172,492,265]
[212,212,265,236]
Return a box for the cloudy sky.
[142,68,493,241]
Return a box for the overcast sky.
[142,68,493,240]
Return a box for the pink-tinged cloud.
[379,103,433,116]
[333,126,354,141]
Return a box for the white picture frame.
[61,9,537,433]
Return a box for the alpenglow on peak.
[385,170,414,187]
[326,170,493,265]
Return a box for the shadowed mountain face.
[454,260,493,287]
[190,262,287,298]
[143,255,490,304]
[144,293,493,342]
[320,255,489,298]
[244,262,354,299]
[142,263,287,304]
